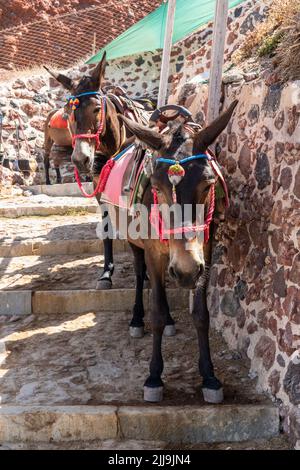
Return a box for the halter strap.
[156,153,210,165]
[71,96,107,150]
[67,91,102,100]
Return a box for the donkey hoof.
[163,324,176,336]
[144,386,163,402]
[202,387,224,404]
[96,279,112,290]
[129,326,144,338]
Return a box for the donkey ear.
[43,66,74,91]
[194,100,238,152]
[118,115,165,151]
[91,51,107,89]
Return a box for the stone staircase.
[0,184,287,449]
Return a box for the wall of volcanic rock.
[0,0,268,187]
[171,76,300,439]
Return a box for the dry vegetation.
[233,0,300,81]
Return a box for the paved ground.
[0,253,138,290]
[0,191,292,450]
[0,310,266,407]
[0,214,100,244]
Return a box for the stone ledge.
[0,406,118,442]
[0,239,129,257]
[118,404,279,443]
[0,405,279,443]
[26,182,93,198]
[32,289,189,315]
[0,204,97,218]
[0,291,31,316]
[0,289,190,316]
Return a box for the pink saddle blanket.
[100,145,136,209]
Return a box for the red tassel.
[98,159,115,193]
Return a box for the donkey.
[45,52,150,289]
[44,107,72,185]
[72,95,238,402]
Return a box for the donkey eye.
[94,106,101,114]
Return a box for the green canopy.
[87,0,244,63]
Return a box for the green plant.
[258,31,284,57]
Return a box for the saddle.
[49,109,69,129]
[104,85,155,127]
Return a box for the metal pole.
[157,0,176,108]
[207,0,228,124]
[92,32,97,55]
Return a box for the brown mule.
[44,52,152,289]
[100,100,238,403]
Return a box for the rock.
[274,142,285,163]
[278,322,296,356]
[243,71,259,82]
[274,111,285,130]
[222,73,243,84]
[238,141,252,178]
[248,104,260,126]
[293,166,300,199]
[262,83,282,117]
[254,335,276,371]
[220,291,241,317]
[277,354,285,367]
[289,254,300,285]
[287,105,300,136]
[283,350,300,405]
[283,287,300,324]
[279,167,293,191]
[228,225,251,271]
[234,279,248,300]
[247,320,258,334]
[268,369,280,395]
[240,11,264,34]
[277,240,298,266]
[255,151,271,190]
[273,267,287,298]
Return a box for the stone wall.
[172,75,300,440]
[0,0,269,186]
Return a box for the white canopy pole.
[207,0,229,124]
[157,0,176,108]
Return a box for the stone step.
[25,182,93,198]
[0,405,279,444]
[0,239,128,257]
[0,288,189,316]
[1,435,291,450]
[0,213,116,257]
[0,194,97,218]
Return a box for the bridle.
[67,91,125,198]
[67,91,107,150]
[149,153,216,244]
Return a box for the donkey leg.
[96,208,114,290]
[192,286,223,403]
[143,250,169,402]
[55,167,62,184]
[44,153,51,185]
[129,243,146,338]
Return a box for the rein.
[149,153,216,244]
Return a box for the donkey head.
[120,100,238,288]
[45,52,110,172]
